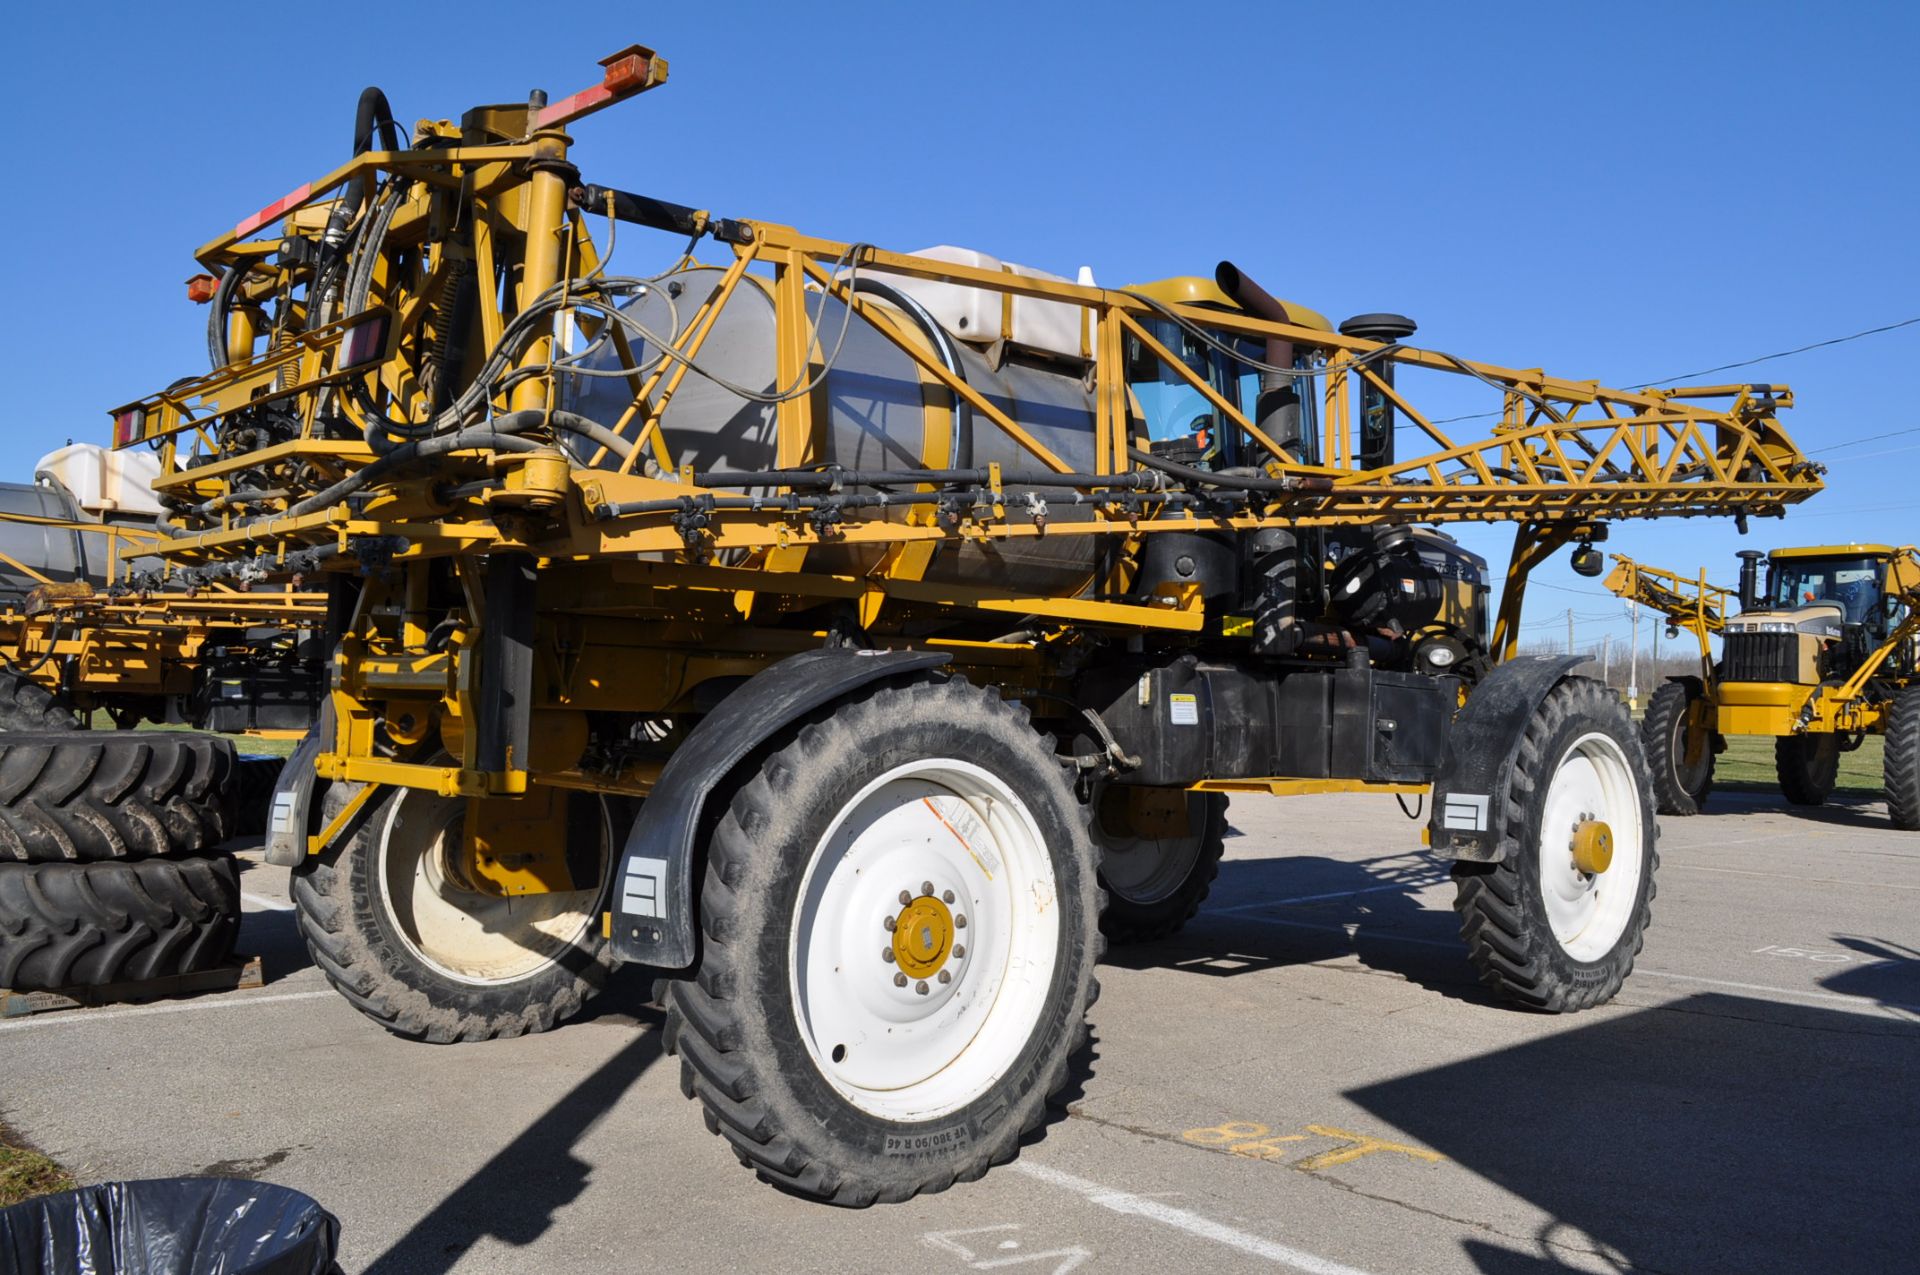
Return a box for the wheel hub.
[891,892,956,979]
[1570,818,1614,875]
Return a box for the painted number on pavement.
[1182,1120,1446,1172]
[1753,944,1855,964]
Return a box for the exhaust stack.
[1738,549,1765,613]
[1215,261,1303,456]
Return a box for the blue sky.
[4,2,1913,658]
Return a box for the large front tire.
[292,783,615,1043]
[1885,688,1920,829]
[1642,680,1714,816]
[1776,734,1840,806]
[1092,789,1228,943]
[664,678,1101,1205]
[1453,677,1657,1012]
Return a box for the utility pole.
[1653,618,1662,682]
[1626,600,1639,708]
[1567,608,1575,655]
[1602,633,1611,687]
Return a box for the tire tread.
[1453,677,1658,1013]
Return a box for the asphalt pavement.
[4,786,1914,1274]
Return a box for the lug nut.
[899,890,913,905]
[937,970,951,985]
[953,944,966,959]
[955,914,967,929]
[915,981,930,995]
[883,948,896,963]
[893,972,908,987]
[883,916,896,931]
[942,889,955,904]
[921,881,934,897]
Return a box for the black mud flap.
[610,647,951,969]
[1428,654,1585,863]
[263,702,333,867]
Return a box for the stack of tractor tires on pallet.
[0,679,246,993]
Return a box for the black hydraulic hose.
[338,87,402,232]
[191,487,295,518]
[593,483,1246,522]
[690,467,1167,491]
[353,86,404,156]
[276,410,631,521]
[206,261,255,370]
[282,429,543,519]
[1127,446,1333,493]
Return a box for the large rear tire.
[1776,734,1840,806]
[1884,689,1920,829]
[1642,680,1714,816]
[291,782,615,1042]
[663,678,1101,1205]
[0,732,235,863]
[0,856,239,991]
[0,670,78,732]
[1092,789,1228,943]
[1453,677,1657,1012]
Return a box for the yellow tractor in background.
[1606,545,1920,823]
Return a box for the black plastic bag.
[0,1177,338,1274]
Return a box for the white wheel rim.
[376,790,606,986]
[1096,793,1208,904]
[789,758,1061,1122]
[1536,732,1645,962]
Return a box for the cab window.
[1769,557,1881,625]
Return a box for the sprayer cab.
[1725,545,1913,685]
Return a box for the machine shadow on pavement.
[1345,992,1919,1274]
[1101,848,1495,1004]
[362,1014,664,1275]
[1822,935,1920,1011]
[1691,788,1888,830]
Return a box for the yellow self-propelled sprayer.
[1607,545,1920,824]
[106,45,1822,1203]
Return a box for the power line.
[1407,315,1920,429]
[1632,317,1920,387]
[1526,579,1613,598]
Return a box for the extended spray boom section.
[106,46,1821,637]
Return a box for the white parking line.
[1630,969,1920,1017]
[0,989,334,1033]
[1203,911,1920,1019]
[1209,879,1447,913]
[1662,863,1920,892]
[242,891,294,911]
[1203,911,1460,949]
[1013,1160,1376,1275]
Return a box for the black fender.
[610,647,952,968]
[263,701,334,867]
[1428,654,1586,863]
[1664,674,1725,754]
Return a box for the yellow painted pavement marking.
[1181,1120,1446,1172]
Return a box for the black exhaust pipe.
[1216,261,1303,457]
[1738,549,1765,613]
